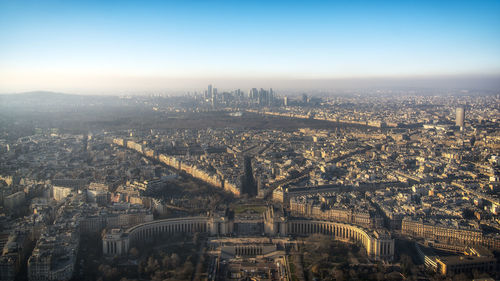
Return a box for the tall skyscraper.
[268,88,274,106]
[258,88,267,105]
[456,107,465,128]
[211,88,217,107]
[207,84,213,98]
[249,88,258,101]
[302,93,308,104]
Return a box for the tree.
[146,256,159,274]
[162,255,170,269]
[151,270,168,281]
[311,263,320,275]
[349,269,359,280]
[400,254,413,276]
[193,232,200,245]
[339,261,349,271]
[138,260,146,276]
[170,253,180,268]
[334,268,345,281]
[178,261,195,279]
[452,273,469,281]
[129,247,139,258]
[98,264,120,281]
[462,208,475,220]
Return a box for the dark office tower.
[302,93,308,104]
[456,107,465,128]
[241,156,257,196]
[206,84,213,101]
[211,88,217,107]
[258,88,268,106]
[268,88,274,106]
[207,84,213,98]
[250,88,258,101]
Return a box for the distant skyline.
[1,0,500,94]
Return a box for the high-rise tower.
[456,107,465,128]
[211,88,217,107]
[207,84,213,98]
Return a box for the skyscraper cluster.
[204,85,275,107]
[248,88,274,106]
[205,84,218,107]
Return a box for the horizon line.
[1,73,499,95]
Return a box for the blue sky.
[1,0,499,92]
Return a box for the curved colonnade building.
[103,213,394,261]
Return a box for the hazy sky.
[1,0,500,93]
